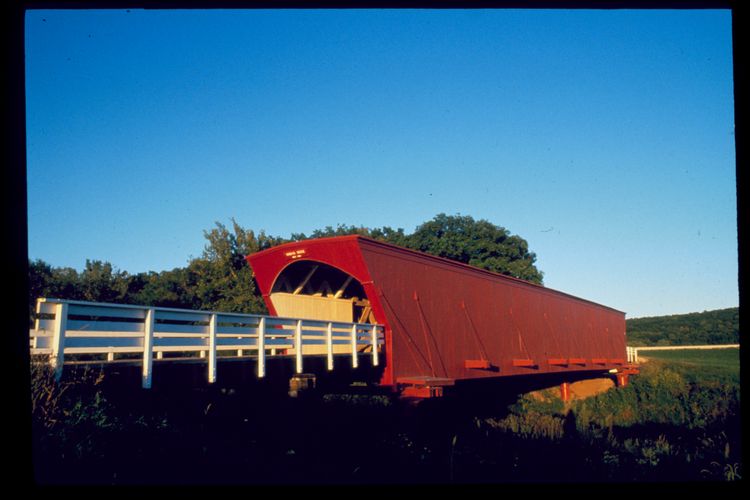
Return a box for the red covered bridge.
[247,235,635,398]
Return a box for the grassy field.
[640,347,739,367]
[639,348,739,383]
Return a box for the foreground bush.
[30,355,741,484]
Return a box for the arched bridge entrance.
[269,261,376,325]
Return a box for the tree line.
[28,213,543,322]
[626,307,739,346]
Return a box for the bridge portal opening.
[270,261,375,324]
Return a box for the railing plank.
[68,304,147,319]
[216,337,257,346]
[153,346,217,353]
[216,326,259,335]
[264,338,295,347]
[65,337,142,348]
[153,338,208,347]
[67,320,144,333]
[216,315,262,325]
[154,324,208,334]
[154,310,211,323]
[66,331,144,338]
[65,346,144,354]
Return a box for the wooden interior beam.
[334,276,354,299]
[275,275,293,293]
[357,305,372,324]
[293,265,318,295]
[313,280,333,297]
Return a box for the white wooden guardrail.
[626,344,739,364]
[29,298,384,389]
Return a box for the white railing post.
[50,302,68,381]
[142,308,155,389]
[371,325,379,367]
[35,298,44,330]
[257,317,266,378]
[326,322,334,371]
[351,324,359,369]
[295,319,303,374]
[208,314,217,383]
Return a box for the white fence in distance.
[626,344,739,364]
[29,298,384,389]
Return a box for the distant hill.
[626,307,739,347]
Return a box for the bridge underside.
[48,352,386,394]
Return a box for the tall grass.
[471,354,741,481]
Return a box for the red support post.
[616,372,629,387]
[560,381,571,402]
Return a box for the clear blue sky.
[25,9,737,319]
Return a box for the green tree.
[129,268,198,310]
[405,213,544,284]
[188,219,284,314]
[29,214,547,317]
[79,260,131,303]
[290,223,408,246]
[626,308,739,346]
[28,259,85,324]
[29,259,64,323]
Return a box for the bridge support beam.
[397,376,455,399]
[289,373,316,398]
[560,381,571,402]
[616,373,629,387]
